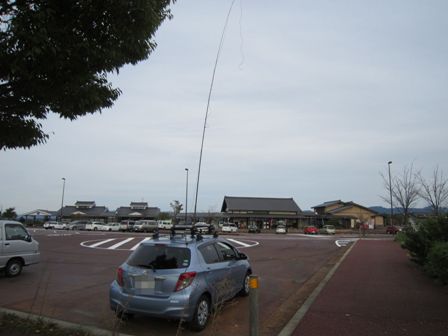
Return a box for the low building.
[116,202,160,222]
[59,201,109,223]
[220,196,304,229]
[20,209,57,224]
[313,200,384,228]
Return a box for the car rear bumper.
[109,281,196,321]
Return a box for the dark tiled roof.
[116,207,160,218]
[312,200,342,208]
[60,206,108,217]
[221,196,301,213]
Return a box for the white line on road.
[107,237,135,250]
[335,239,358,247]
[130,237,152,251]
[227,238,257,248]
[88,239,116,248]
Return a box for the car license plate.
[133,275,155,289]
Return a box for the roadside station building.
[115,202,160,222]
[59,201,110,223]
[312,200,384,229]
[220,196,305,229]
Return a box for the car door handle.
[4,243,10,246]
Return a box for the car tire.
[115,307,134,321]
[190,294,211,331]
[239,272,251,297]
[6,259,23,277]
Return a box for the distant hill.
[369,206,446,215]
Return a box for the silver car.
[109,234,252,331]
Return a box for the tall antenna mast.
[193,0,236,222]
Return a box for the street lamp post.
[185,168,189,224]
[388,161,393,226]
[60,178,66,223]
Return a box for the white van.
[0,220,40,277]
[133,220,158,232]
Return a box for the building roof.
[20,209,56,216]
[59,205,108,217]
[313,200,379,215]
[116,207,160,218]
[312,200,343,209]
[221,196,301,213]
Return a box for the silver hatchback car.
[109,234,252,331]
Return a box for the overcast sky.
[2,0,448,215]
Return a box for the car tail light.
[117,267,124,287]
[175,272,196,292]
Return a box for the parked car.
[386,225,401,234]
[133,220,158,233]
[86,221,104,231]
[320,225,336,235]
[194,222,215,234]
[101,222,121,232]
[43,221,67,229]
[109,235,252,331]
[172,222,193,232]
[304,226,319,234]
[221,223,238,233]
[158,220,173,230]
[248,224,260,233]
[68,220,89,230]
[0,220,40,277]
[119,220,135,232]
[275,224,288,234]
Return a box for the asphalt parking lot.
[0,229,351,335]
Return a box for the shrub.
[400,216,448,283]
[401,217,448,265]
[424,241,448,284]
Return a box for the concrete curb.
[277,240,358,336]
[0,307,134,336]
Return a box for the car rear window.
[128,245,191,269]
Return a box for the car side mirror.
[238,252,248,260]
[25,234,32,243]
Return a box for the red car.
[386,226,400,234]
[304,226,319,234]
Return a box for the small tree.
[170,200,183,222]
[418,167,448,216]
[381,164,420,225]
[2,207,17,219]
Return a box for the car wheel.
[6,259,23,277]
[239,272,251,297]
[115,307,134,321]
[190,294,210,331]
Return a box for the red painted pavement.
[293,240,448,336]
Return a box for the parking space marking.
[107,237,135,250]
[335,239,358,247]
[81,236,259,251]
[227,238,257,248]
[130,237,152,250]
[83,238,116,248]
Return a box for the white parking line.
[335,239,358,247]
[107,237,135,250]
[88,238,116,248]
[130,237,152,251]
[227,238,258,248]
